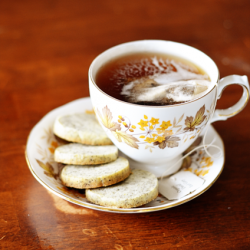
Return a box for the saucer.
[25,97,225,213]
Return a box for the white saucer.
[25,97,225,213]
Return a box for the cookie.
[54,143,118,165]
[53,113,113,145]
[60,157,130,189]
[85,169,158,208]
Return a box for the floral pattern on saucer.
[26,97,224,213]
[35,112,213,206]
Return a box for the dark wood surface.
[1,0,250,249]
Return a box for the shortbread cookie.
[86,169,158,208]
[54,143,118,165]
[53,113,113,145]
[60,157,130,189]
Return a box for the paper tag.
[159,170,205,200]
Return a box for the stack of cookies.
[53,113,158,208]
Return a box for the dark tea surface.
[95,52,211,106]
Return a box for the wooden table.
[1,0,250,249]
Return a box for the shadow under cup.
[88,40,220,177]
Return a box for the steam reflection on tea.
[95,52,213,106]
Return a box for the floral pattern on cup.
[97,104,212,151]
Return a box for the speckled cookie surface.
[54,143,118,165]
[85,169,158,208]
[53,113,113,145]
[60,157,130,189]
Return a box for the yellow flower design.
[96,104,210,151]
[144,137,155,143]
[194,169,202,176]
[156,122,173,134]
[156,128,173,135]
[160,121,172,130]
[182,148,213,177]
[48,141,59,154]
[163,130,173,136]
[155,136,165,143]
[149,118,159,125]
[194,169,210,176]
[200,157,213,168]
[156,128,164,134]
[138,119,148,128]
[200,169,209,176]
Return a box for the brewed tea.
[95,52,212,106]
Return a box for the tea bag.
[122,78,210,105]
[120,59,212,105]
[152,59,210,84]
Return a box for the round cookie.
[60,157,130,189]
[54,143,118,165]
[86,169,158,208]
[53,113,113,145]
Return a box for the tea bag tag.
[159,170,205,200]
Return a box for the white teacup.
[89,40,249,177]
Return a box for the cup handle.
[210,75,249,123]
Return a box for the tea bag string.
[159,125,223,181]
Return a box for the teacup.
[89,40,249,177]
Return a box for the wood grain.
[1,0,250,249]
